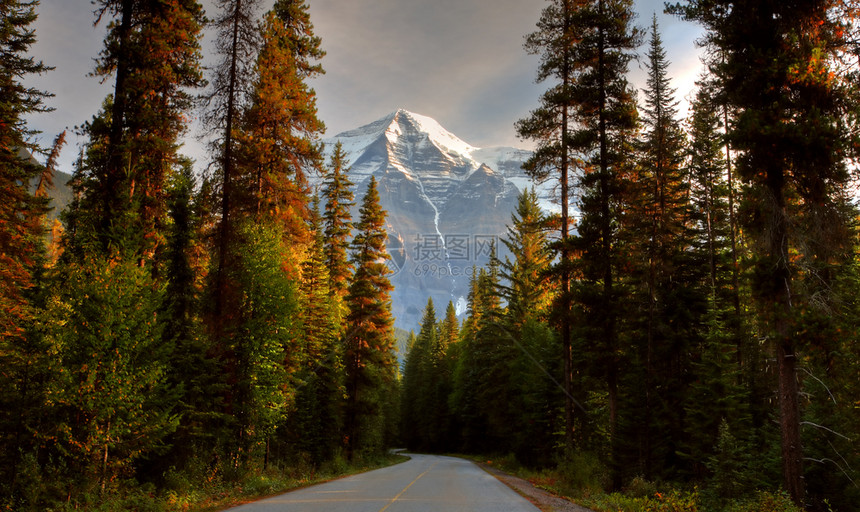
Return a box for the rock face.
[321,109,544,330]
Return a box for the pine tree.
[500,188,553,327]
[343,177,397,459]
[322,141,355,302]
[288,197,343,466]
[618,16,698,480]
[86,0,205,263]
[674,0,860,504]
[233,0,325,258]
[0,0,54,495]
[205,0,262,318]
[532,0,640,486]
[516,0,578,444]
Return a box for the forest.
[1,0,859,511]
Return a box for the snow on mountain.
[317,109,556,331]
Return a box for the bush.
[725,490,801,512]
[556,450,610,497]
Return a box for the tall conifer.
[516,0,578,444]
[233,0,325,258]
[343,177,396,459]
[0,0,53,493]
[84,0,205,263]
[620,16,696,480]
[322,141,355,302]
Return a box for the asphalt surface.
[223,453,541,512]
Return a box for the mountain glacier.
[319,109,552,330]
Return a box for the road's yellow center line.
[378,461,438,512]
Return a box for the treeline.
[400,3,860,511]
[0,0,399,509]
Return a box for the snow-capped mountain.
[319,109,550,330]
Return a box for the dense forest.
[1,0,860,511]
[1,0,399,509]
[400,1,860,512]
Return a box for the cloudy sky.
[24,0,705,174]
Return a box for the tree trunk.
[102,0,134,252]
[770,175,804,505]
[560,0,573,450]
[214,0,243,319]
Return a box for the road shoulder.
[477,462,594,512]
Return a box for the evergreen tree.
[205,0,262,319]
[433,301,459,450]
[343,177,397,459]
[322,141,355,302]
[515,0,579,444]
[399,330,419,448]
[0,0,54,497]
[449,268,485,452]
[499,190,562,466]
[233,0,325,261]
[85,0,205,263]
[228,221,301,464]
[0,0,52,363]
[450,252,510,453]
[42,258,178,494]
[500,188,553,327]
[547,0,640,486]
[288,198,343,466]
[157,161,225,470]
[400,299,437,451]
[674,0,860,504]
[619,16,698,481]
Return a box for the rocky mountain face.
[321,109,548,330]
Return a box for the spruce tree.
[289,198,342,466]
[400,298,436,451]
[0,0,54,496]
[205,0,262,319]
[619,16,697,480]
[343,177,397,459]
[500,188,553,327]
[86,0,205,263]
[0,0,52,353]
[233,0,325,260]
[322,141,355,302]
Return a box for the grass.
[35,453,410,512]
[451,453,802,512]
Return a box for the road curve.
[223,453,540,512]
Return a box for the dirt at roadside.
[478,462,594,512]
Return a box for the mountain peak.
[331,109,477,163]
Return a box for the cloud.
[22,0,706,174]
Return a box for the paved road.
[224,453,540,512]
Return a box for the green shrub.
[556,450,610,497]
[725,490,801,512]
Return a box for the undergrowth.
[464,453,802,512]
[7,452,408,512]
